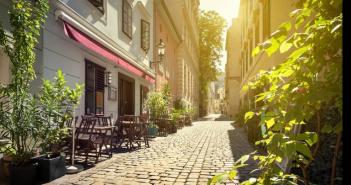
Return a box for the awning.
[63,21,155,84]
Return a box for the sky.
[200,0,240,72]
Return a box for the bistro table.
[115,115,149,150]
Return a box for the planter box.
[148,127,158,137]
[9,163,38,185]
[38,154,66,183]
[169,124,177,134]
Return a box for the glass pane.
[86,90,95,114]
[96,91,104,114]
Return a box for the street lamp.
[157,39,166,60]
[152,39,166,91]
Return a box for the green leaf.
[288,46,309,62]
[331,23,342,33]
[245,112,255,123]
[279,21,292,32]
[228,170,238,180]
[280,40,293,53]
[235,154,250,165]
[265,118,275,129]
[296,142,312,159]
[289,9,302,17]
[295,132,318,146]
[252,45,261,57]
[321,124,333,134]
[265,38,280,56]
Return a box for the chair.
[75,116,105,163]
[96,115,113,158]
[139,115,149,147]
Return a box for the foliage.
[161,83,172,106]
[0,0,83,165]
[174,98,187,110]
[144,91,169,123]
[210,0,342,184]
[198,10,226,116]
[170,109,182,125]
[209,154,251,185]
[38,70,83,153]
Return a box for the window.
[141,20,150,53]
[85,60,105,115]
[88,0,104,14]
[122,0,132,38]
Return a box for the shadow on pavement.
[214,114,232,121]
[227,127,261,182]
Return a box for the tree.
[198,10,226,116]
[210,0,342,184]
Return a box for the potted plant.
[36,70,82,183]
[170,109,182,133]
[147,123,159,137]
[143,90,170,135]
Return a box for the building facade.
[225,0,295,114]
[153,0,200,117]
[0,0,156,119]
[225,18,242,119]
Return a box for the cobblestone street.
[50,114,257,185]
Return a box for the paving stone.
[49,119,258,185]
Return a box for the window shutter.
[141,20,150,53]
[95,67,105,91]
[123,0,132,38]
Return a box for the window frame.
[141,19,150,53]
[122,0,133,39]
[85,60,105,115]
[88,0,104,14]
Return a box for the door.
[118,73,135,116]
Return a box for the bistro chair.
[75,116,106,163]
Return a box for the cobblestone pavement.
[50,114,257,185]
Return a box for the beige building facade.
[154,0,200,117]
[225,0,295,115]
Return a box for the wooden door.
[118,73,135,116]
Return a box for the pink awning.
[63,21,155,84]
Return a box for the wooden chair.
[96,115,113,158]
[75,116,105,163]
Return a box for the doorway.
[118,73,135,116]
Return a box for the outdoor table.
[116,118,148,150]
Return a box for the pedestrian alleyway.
[50,114,257,185]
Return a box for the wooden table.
[115,120,148,150]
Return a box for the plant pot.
[9,162,38,185]
[170,124,177,134]
[38,154,66,183]
[148,127,158,137]
[1,154,12,177]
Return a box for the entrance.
[118,73,135,116]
